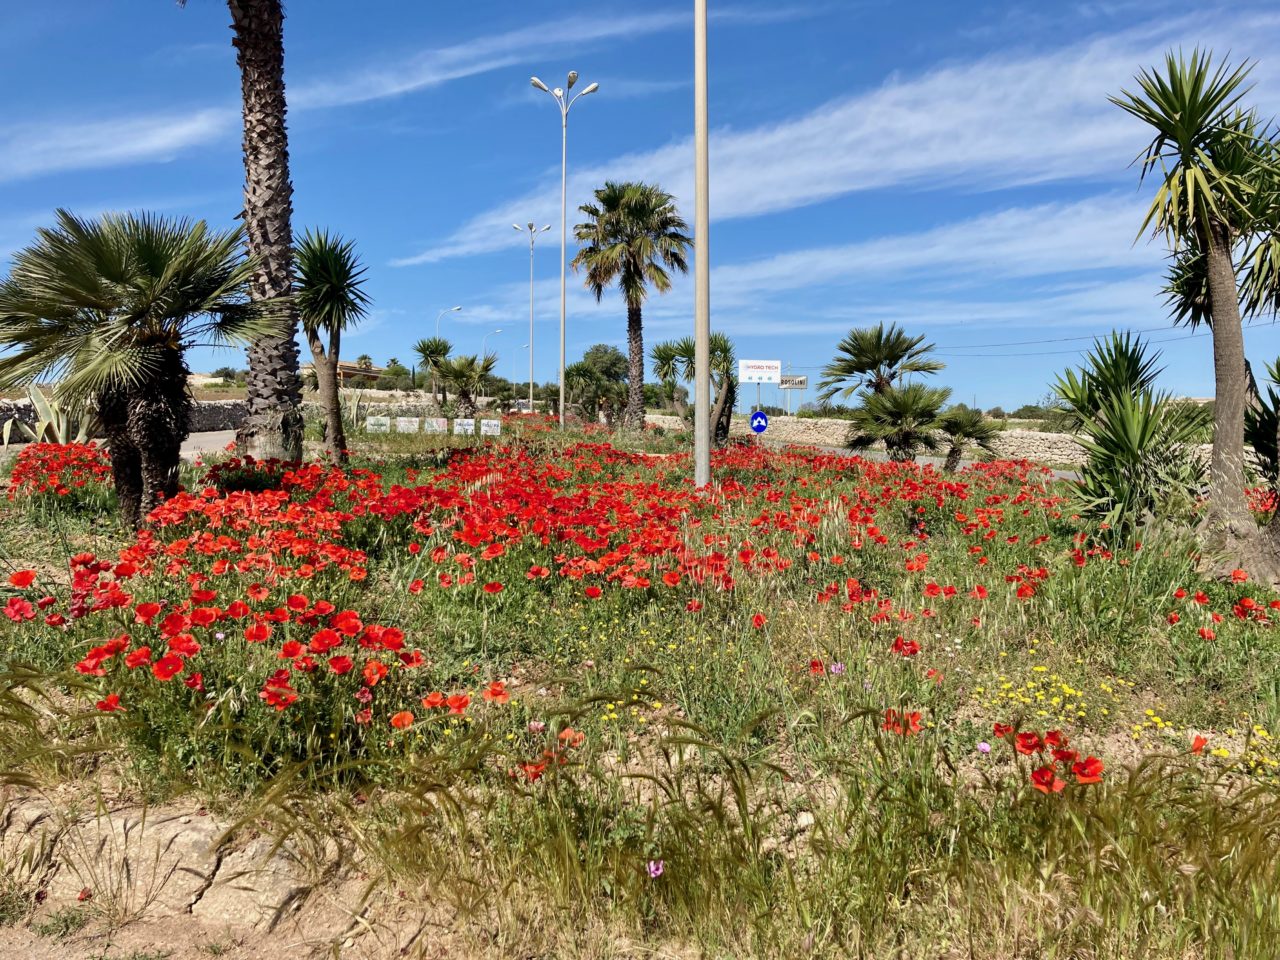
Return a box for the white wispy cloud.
[0,108,235,183]
[397,8,1280,266]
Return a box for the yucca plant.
[1245,358,1280,488]
[845,382,951,462]
[1056,334,1211,535]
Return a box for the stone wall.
[646,413,1096,465]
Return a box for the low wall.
[646,413,1095,465]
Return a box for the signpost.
[453,418,475,436]
[365,415,390,434]
[750,411,768,434]
[423,417,448,434]
[779,374,808,415]
[395,417,420,433]
[480,419,502,437]
[739,359,781,417]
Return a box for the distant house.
[302,361,385,387]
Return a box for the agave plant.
[1,384,100,448]
[845,382,951,462]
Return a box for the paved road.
[181,430,236,458]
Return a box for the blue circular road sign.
[750,411,769,434]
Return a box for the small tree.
[819,323,944,402]
[845,383,951,462]
[436,354,496,418]
[939,407,999,472]
[295,229,369,464]
[0,210,279,527]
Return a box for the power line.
[933,323,1177,350]
[935,331,1211,358]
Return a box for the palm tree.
[845,383,952,462]
[0,210,277,528]
[565,360,605,422]
[295,229,369,465]
[1111,50,1279,569]
[938,407,999,473]
[650,332,737,445]
[818,323,944,403]
[572,182,692,430]
[435,354,496,418]
[186,0,304,461]
[413,336,452,407]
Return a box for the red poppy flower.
[516,760,546,782]
[1231,568,1249,583]
[408,579,425,594]
[421,691,446,709]
[891,636,920,657]
[244,622,272,643]
[1071,756,1104,784]
[559,727,586,748]
[584,585,603,599]
[526,565,550,580]
[751,613,767,629]
[483,581,504,594]
[95,693,123,713]
[7,570,36,588]
[882,709,922,736]
[362,660,388,687]
[1015,732,1043,755]
[124,646,153,669]
[390,711,415,730]
[1030,766,1065,794]
[134,602,163,625]
[686,599,703,612]
[482,681,510,704]
[1191,734,1209,755]
[1198,627,1216,641]
[151,655,184,682]
[445,693,470,715]
[183,673,205,691]
[808,659,824,676]
[993,722,1014,739]
[327,655,354,675]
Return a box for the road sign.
[739,359,781,384]
[779,375,808,390]
[750,411,769,434]
[365,415,390,434]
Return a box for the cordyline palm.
[938,407,999,473]
[295,229,369,465]
[182,0,304,460]
[845,383,951,462]
[818,323,944,403]
[573,181,692,430]
[650,332,737,445]
[436,353,496,418]
[1111,49,1280,570]
[413,336,452,407]
[0,210,280,528]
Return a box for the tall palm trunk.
[229,0,303,461]
[129,346,192,521]
[624,301,645,430]
[96,390,143,530]
[1200,219,1280,577]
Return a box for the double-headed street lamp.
[530,70,599,427]
[514,222,551,413]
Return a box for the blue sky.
[5,1,1280,408]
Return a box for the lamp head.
[567,70,578,89]
[530,76,549,92]
[512,224,522,231]
[581,82,599,96]
[552,87,564,99]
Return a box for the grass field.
[1,424,1278,958]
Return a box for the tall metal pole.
[559,110,568,428]
[529,233,536,411]
[693,0,712,487]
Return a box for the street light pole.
[692,0,712,488]
[436,305,462,338]
[482,328,502,355]
[531,71,599,428]
[514,222,551,412]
